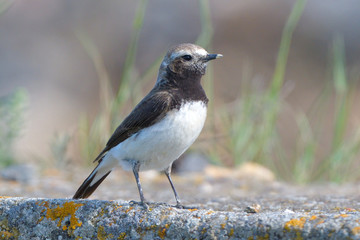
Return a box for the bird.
[73,43,222,208]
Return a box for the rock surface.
[1,165,360,239]
[1,197,360,240]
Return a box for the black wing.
[93,88,178,162]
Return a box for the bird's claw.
[129,200,149,210]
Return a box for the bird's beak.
[203,53,223,62]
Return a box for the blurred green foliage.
[208,0,360,183]
[76,0,151,165]
[0,0,12,15]
[50,132,71,169]
[0,89,27,167]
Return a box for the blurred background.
[1,0,360,199]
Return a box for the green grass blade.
[0,0,13,15]
[269,0,307,99]
[196,0,214,48]
[116,0,148,107]
[332,34,348,150]
[75,32,113,114]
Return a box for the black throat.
[162,69,209,105]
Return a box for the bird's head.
[157,43,222,84]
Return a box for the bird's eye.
[182,55,192,61]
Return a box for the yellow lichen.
[124,207,134,214]
[188,208,198,212]
[334,214,347,219]
[345,208,356,212]
[229,228,234,237]
[220,223,226,229]
[36,201,50,223]
[118,232,127,240]
[112,204,123,212]
[145,225,158,231]
[44,201,84,231]
[109,218,117,226]
[97,208,106,217]
[158,227,166,239]
[315,219,325,226]
[256,234,270,240]
[0,219,20,239]
[97,226,114,240]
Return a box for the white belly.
[107,101,207,171]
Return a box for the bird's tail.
[73,161,112,199]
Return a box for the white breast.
[107,101,207,171]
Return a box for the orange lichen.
[309,216,317,221]
[352,226,360,235]
[220,223,226,229]
[44,201,84,231]
[0,231,12,240]
[0,196,11,199]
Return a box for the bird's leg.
[164,165,183,208]
[132,161,148,210]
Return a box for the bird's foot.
[174,202,201,210]
[175,201,185,209]
[151,201,198,210]
[129,200,149,210]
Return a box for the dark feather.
[73,164,111,199]
[93,87,178,162]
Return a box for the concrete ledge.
[0,197,360,239]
